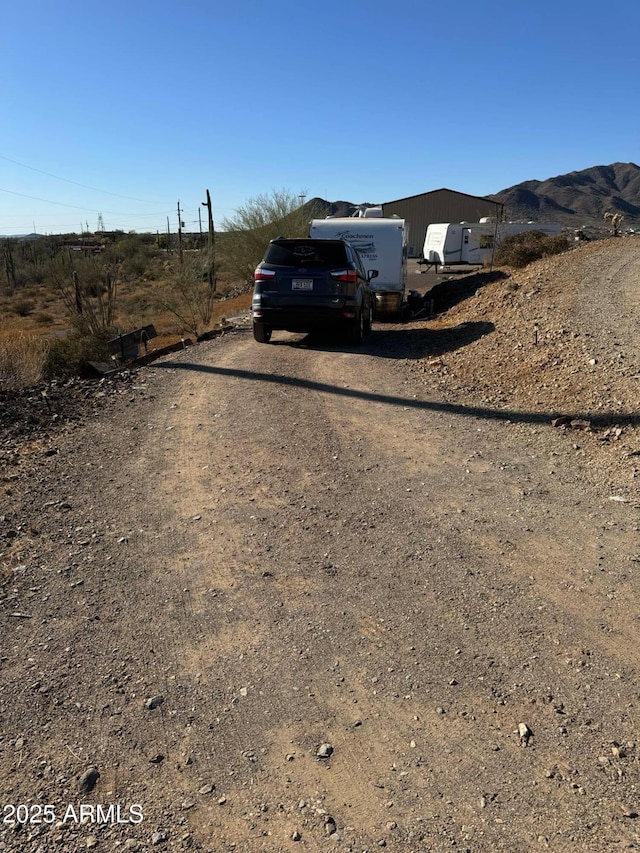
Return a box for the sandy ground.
[1,237,639,852]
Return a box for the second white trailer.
[423,221,563,267]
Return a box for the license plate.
[292,279,313,291]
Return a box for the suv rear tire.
[253,323,272,343]
[347,309,365,345]
[363,301,373,335]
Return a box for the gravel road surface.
[1,238,639,852]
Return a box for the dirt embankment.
[1,237,639,853]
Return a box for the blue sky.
[2,0,638,235]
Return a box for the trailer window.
[479,235,494,249]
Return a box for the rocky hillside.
[303,198,377,219]
[490,162,640,227]
[307,163,640,231]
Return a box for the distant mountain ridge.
[3,164,637,239]
[303,199,377,219]
[490,162,640,225]
[306,163,640,229]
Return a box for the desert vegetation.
[0,189,325,386]
[0,328,49,389]
[493,229,570,268]
[0,230,224,384]
[221,188,322,281]
[0,195,579,387]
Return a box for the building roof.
[383,188,504,207]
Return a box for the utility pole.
[177,200,183,265]
[201,189,216,295]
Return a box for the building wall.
[382,189,504,256]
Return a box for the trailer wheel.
[400,302,413,322]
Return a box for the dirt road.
[1,239,639,852]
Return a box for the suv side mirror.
[367,269,379,280]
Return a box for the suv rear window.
[264,240,348,267]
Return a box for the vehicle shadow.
[263,322,495,360]
[247,269,506,357]
[426,269,509,314]
[155,357,640,430]
[366,322,494,360]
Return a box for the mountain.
[490,162,640,226]
[303,199,378,219]
[0,232,46,239]
[306,163,640,230]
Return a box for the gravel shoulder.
[1,238,639,852]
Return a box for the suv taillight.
[254,267,276,282]
[330,269,357,283]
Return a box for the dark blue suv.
[252,237,377,344]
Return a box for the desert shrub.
[221,189,322,284]
[0,239,42,291]
[104,235,158,277]
[0,331,49,389]
[46,254,117,336]
[29,267,48,285]
[124,252,152,278]
[153,252,216,337]
[35,312,55,325]
[44,328,116,379]
[6,269,30,289]
[12,298,36,317]
[122,289,156,326]
[494,231,570,268]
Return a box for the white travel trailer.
[423,220,563,267]
[310,211,408,315]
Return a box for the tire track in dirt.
[2,289,639,852]
[146,328,640,852]
[282,327,640,850]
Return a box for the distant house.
[382,189,504,257]
[61,237,105,254]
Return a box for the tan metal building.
[382,188,504,257]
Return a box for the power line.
[0,153,163,204]
[0,186,172,216]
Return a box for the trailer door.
[462,227,494,264]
